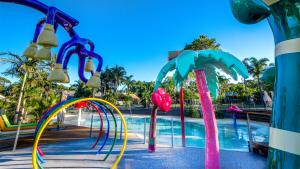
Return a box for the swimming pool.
[71,115,269,152]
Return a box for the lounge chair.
[2,115,37,127]
[0,115,36,132]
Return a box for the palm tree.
[217,73,230,102]
[110,65,126,92]
[128,80,153,107]
[0,76,11,86]
[99,65,128,95]
[123,75,134,93]
[242,57,269,84]
[0,52,40,123]
[100,67,113,95]
[70,80,93,98]
[0,76,10,95]
[184,35,220,50]
[140,82,154,108]
[149,50,248,169]
[243,57,269,103]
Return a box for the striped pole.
[230,1,300,168]
[268,37,300,168]
[264,2,300,169]
[264,1,300,168]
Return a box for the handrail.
[244,111,272,116]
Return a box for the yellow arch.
[32,98,128,169]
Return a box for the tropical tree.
[0,76,10,94]
[0,52,41,123]
[216,73,230,102]
[99,65,130,96]
[110,65,126,92]
[123,75,134,93]
[242,57,269,102]
[139,81,154,108]
[149,50,248,169]
[0,51,60,122]
[161,76,177,100]
[100,67,113,95]
[243,57,269,82]
[128,80,154,107]
[184,35,220,50]
[0,76,11,86]
[70,80,93,98]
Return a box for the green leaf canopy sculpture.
[261,66,275,84]
[149,50,248,169]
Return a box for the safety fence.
[67,113,269,152]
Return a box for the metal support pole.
[78,108,82,126]
[179,87,186,147]
[246,113,253,152]
[12,119,21,151]
[120,117,123,140]
[171,118,174,148]
[144,117,147,144]
[89,114,94,138]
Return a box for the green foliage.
[186,106,200,118]
[161,76,178,99]
[96,65,135,105]
[70,80,93,98]
[0,37,275,122]
[26,90,60,120]
[0,76,10,87]
[243,57,269,80]
[132,81,154,108]
[242,57,270,102]
[102,91,118,105]
[0,52,64,121]
[184,35,220,50]
[214,110,224,119]
[100,65,128,94]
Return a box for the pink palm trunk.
[195,69,220,169]
[148,106,158,152]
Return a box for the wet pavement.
[0,135,267,169]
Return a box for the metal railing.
[85,113,269,151]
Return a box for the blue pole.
[231,1,300,168]
[233,112,237,128]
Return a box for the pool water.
[75,115,269,151]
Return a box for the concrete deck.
[119,146,267,169]
[0,136,267,169]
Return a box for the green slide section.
[2,115,37,128]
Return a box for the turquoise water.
[79,116,269,151]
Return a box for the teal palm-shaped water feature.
[231,1,300,168]
[261,66,275,85]
[149,50,248,169]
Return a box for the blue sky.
[0,0,274,83]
